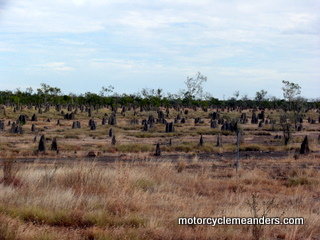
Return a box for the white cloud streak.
[34,62,74,72]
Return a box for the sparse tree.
[233,91,240,100]
[99,85,114,97]
[184,72,207,99]
[25,87,33,95]
[280,81,305,145]
[280,114,292,146]
[281,80,305,126]
[203,92,213,101]
[37,83,61,104]
[241,93,249,101]
[282,80,301,111]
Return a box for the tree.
[282,80,301,110]
[183,72,207,100]
[139,88,163,107]
[280,114,292,145]
[269,96,281,109]
[281,80,305,125]
[25,87,33,95]
[99,85,114,97]
[156,88,163,99]
[233,91,240,100]
[37,83,61,104]
[84,92,102,105]
[241,93,249,101]
[255,90,268,102]
[280,81,305,145]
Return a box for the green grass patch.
[0,204,146,229]
[64,133,82,139]
[0,205,94,227]
[285,177,316,187]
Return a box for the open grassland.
[0,106,320,239]
[0,156,320,240]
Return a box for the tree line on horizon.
[0,73,319,110]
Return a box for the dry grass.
[1,106,320,239]
[0,155,319,240]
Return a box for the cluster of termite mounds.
[37,135,59,153]
[0,103,319,158]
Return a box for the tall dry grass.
[0,155,319,240]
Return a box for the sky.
[0,0,319,100]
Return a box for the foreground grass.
[0,157,319,240]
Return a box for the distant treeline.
[0,83,319,110]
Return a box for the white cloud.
[90,59,134,69]
[0,1,105,33]
[35,62,74,72]
[58,39,85,45]
[0,46,15,52]
[71,0,86,7]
